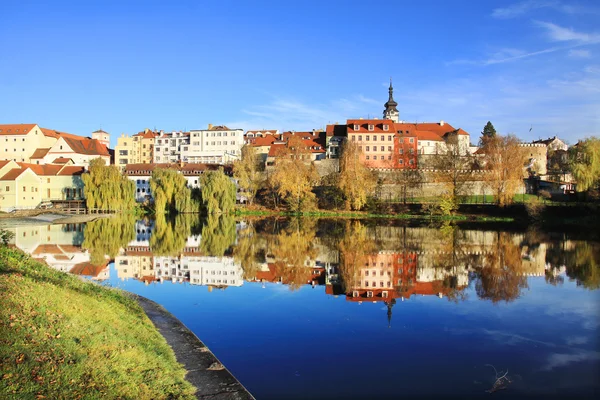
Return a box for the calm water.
[5,216,600,399]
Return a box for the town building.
[153,131,190,163]
[0,160,85,212]
[92,129,111,148]
[0,124,111,166]
[182,124,244,164]
[115,129,159,168]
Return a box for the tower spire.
[383,77,399,122]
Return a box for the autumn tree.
[432,131,475,207]
[481,134,526,206]
[388,168,423,204]
[82,158,136,211]
[479,121,497,146]
[150,168,199,214]
[475,232,528,303]
[337,221,377,294]
[233,145,263,205]
[337,140,376,210]
[233,222,263,280]
[201,168,236,214]
[569,137,600,194]
[270,136,320,212]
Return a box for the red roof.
[247,135,277,147]
[267,143,287,157]
[52,157,73,164]
[57,166,85,176]
[0,160,12,169]
[246,130,278,135]
[326,124,347,137]
[347,119,396,134]
[0,168,29,180]
[0,124,37,135]
[415,131,444,141]
[133,129,159,139]
[70,262,109,277]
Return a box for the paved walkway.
[135,295,255,400]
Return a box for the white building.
[188,256,244,287]
[182,124,244,164]
[153,131,190,163]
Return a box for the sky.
[1,0,599,147]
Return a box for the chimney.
[440,120,445,126]
[208,123,213,130]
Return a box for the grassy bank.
[0,246,195,399]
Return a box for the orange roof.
[246,130,278,135]
[267,143,287,157]
[415,131,444,141]
[326,124,347,137]
[0,160,12,169]
[133,129,159,139]
[16,163,62,176]
[31,148,51,159]
[57,166,85,176]
[70,262,108,277]
[52,157,72,164]
[32,244,63,255]
[208,125,231,131]
[60,136,110,156]
[0,168,29,180]
[0,124,37,135]
[248,135,277,146]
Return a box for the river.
[4,215,599,399]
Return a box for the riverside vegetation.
[0,242,196,399]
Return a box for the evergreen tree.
[479,121,497,147]
[201,168,236,214]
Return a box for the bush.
[538,190,552,201]
[525,197,545,221]
[0,229,14,245]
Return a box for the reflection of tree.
[150,214,194,256]
[270,218,318,290]
[338,221,377,293]
[475,232,527,303]
[565,242,600,289]
[82,215,136,265]
[200,214,236,257]
[233,222,262,280]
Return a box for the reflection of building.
[189,256,243,287]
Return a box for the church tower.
[383,78,400,123]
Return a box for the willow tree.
[150,168,198,214]
[82,158,136,211]
[200,213,237,256]
[82,214,136,265]
[201,168,236,214]
[150,213,194,256]
[482,134,526,206]
[233,223,262,280]
[569,137,600,193]
[233,145,263,205]
[338,140,376,210]
[432,131,475,207]
[270,136,320,212]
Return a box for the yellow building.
[115,129,158,169]
[0,124,57,163]
[0,161,85,212]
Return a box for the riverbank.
[0,246,253,399]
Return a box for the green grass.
[0,246,196,400]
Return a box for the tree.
[388,168,423,204]
[82,158,136,211]
[479,121,497,146]
[82,214,136,265]
[200,213,237,256]
[150,213,195,256]
[201,168,236,214]
[432,131,475,206]
[150,168,199,214]
[337,221,377,294]
[569,137,600,193]
[270,136,320,212]
[233,145,263,205]
[481,134,526,207]
[337,140,376,210]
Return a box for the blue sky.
[1,0,599,147]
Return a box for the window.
[399,149,404,155]
[366,135,370,141]
[388,136,392,141]
[388,155,391,160]
[409,159,414,165]
[381,146,384,151]
[351,136,355,141]
[365,271,369,276]
[365,282,369,287]
[409,138,414,143]
[354,124,359,130]
[388,146,392,151]
[366,156,370,160]
[366,146,370,151]
[399,130,403,134]
[47,178,50,183]
[383,124,389,131]
[23,186,26,192]
[4,186,8,191]
[380,136,384,141]
[409,148,414,154]
[399,159,404,165]
[373,156,377,160]
[368,124,374,131]
[358,135,362,141]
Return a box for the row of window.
[364,270,392,276]
[353,124,390,131]
[4,138,26,142]
[352,135,393,142]
[364,281,391,287]
[191,131,237,137]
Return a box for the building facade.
[115,129,159,168]
[182,124,244,164]
[153,131,190,163]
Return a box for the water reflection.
[7,217,599,301]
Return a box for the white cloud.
[492,1,593,19]
[534,21,600,43]
[542,350,600,371]
[568,49,592,58]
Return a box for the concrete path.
[134,295,255,400]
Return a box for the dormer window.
[354,124,359,131]
[368,124,374,131]
[383,124,389,131]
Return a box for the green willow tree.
[150,168,199,214]
[201,168,236,214]
[233,145,263,205]
[337,140,376,210]
[82,214,136,265]
[150,213,195,256]
[82,158,136,211]
[569,137,600,193]
[200,213,237,257]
